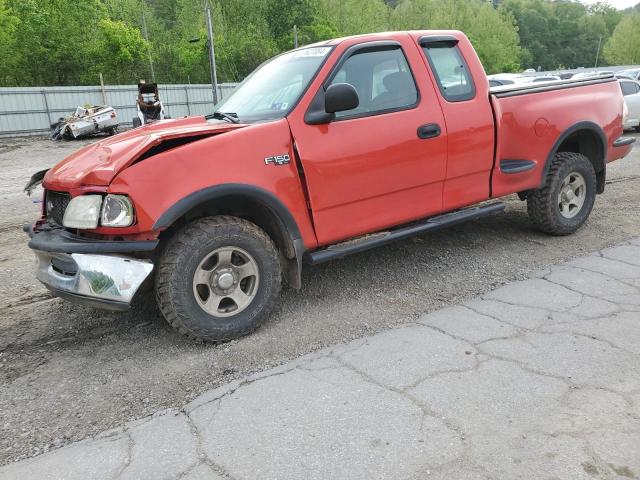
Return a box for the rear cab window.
[420,36,475,102]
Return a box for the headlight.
[101,194,134,227]
[62,195,102,229]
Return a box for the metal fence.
[0,83,238,137]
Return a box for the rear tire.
[527,152,596,235]
[132,117,142,128]
[155,216,281,341]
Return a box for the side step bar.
[305,202,505,265]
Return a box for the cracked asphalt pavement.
[1,239,639,479]
[1,135,640,474]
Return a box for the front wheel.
[155,216,282,341]
[527,151,596,235]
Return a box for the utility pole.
[594,35,603,69]
[205,0,219,105]
[141,10,156,82]
[293,25,298,49]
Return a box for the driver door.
[288,39,447,245]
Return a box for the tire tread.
[154,216,281,342]
[527,151,596,235]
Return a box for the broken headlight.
[101,194,134,227]
[62,195,102,229]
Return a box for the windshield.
[212,46,332,123]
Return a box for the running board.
[305,202,505,265]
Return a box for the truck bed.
[489,74,617,97]
[489,73,626,199]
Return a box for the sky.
[580,0,638,8]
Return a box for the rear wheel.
[132,117,142,128]
[527,152,596,235]
[155,216,281,341]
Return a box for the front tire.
[155,216,282,341]
[527,152,596,235]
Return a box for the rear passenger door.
[419,36,495,211]
[288,39,448,245]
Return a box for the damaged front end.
[25,115,246,310]
[24,223,157,310]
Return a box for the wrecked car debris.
[133,81,168,128]
[50,105,119,140]
[24,169,49,196]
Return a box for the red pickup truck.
[25,31,634,341]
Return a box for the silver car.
[619,78,640,131]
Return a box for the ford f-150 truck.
[25,31,634,341]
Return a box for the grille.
[45,190,71,226]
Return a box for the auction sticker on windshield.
[292,47,331,58]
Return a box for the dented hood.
[43,116,246,190]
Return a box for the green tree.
[392,0,523,73]
[604,13,640,65]
[0,0,19,85]
[85,19,151,84]
[317,0,390,35]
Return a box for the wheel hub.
[211,268,237,293]
[193,246,260,318]
[557,171,586,219]
[561,186,575,202]
[216,271,235,290]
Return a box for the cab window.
[422,43,475,102]
[328,46,418,119]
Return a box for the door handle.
[417,123,441,139]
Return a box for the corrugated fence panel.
[0,83,237,136]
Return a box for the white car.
[619,78,640,131]
[616,69,640,81]
[571,71,614,80]
[516,75,561,84]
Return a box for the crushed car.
[50,105,119,140]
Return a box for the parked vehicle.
[619,78,640,131]
[489,79,514,87]
[518,75,562,83]
[487,74,517,87]
[572,71,614,80]
[50,106,119,140]
[133,82,167,128]
[616,68,640,81]
[25,30,634,341]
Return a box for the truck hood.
[43,116,246,190]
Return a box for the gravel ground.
[1,134,639,466]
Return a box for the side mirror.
[325,83,359,114]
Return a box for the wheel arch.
[542,121,607,193]
[153,184,305,289]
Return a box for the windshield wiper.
[207,111,240,124]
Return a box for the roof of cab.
[303,30,465,48]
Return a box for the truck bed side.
[490,77,627,198]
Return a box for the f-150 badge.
[264,154,290,166]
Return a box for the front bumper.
[26,225,156,310]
